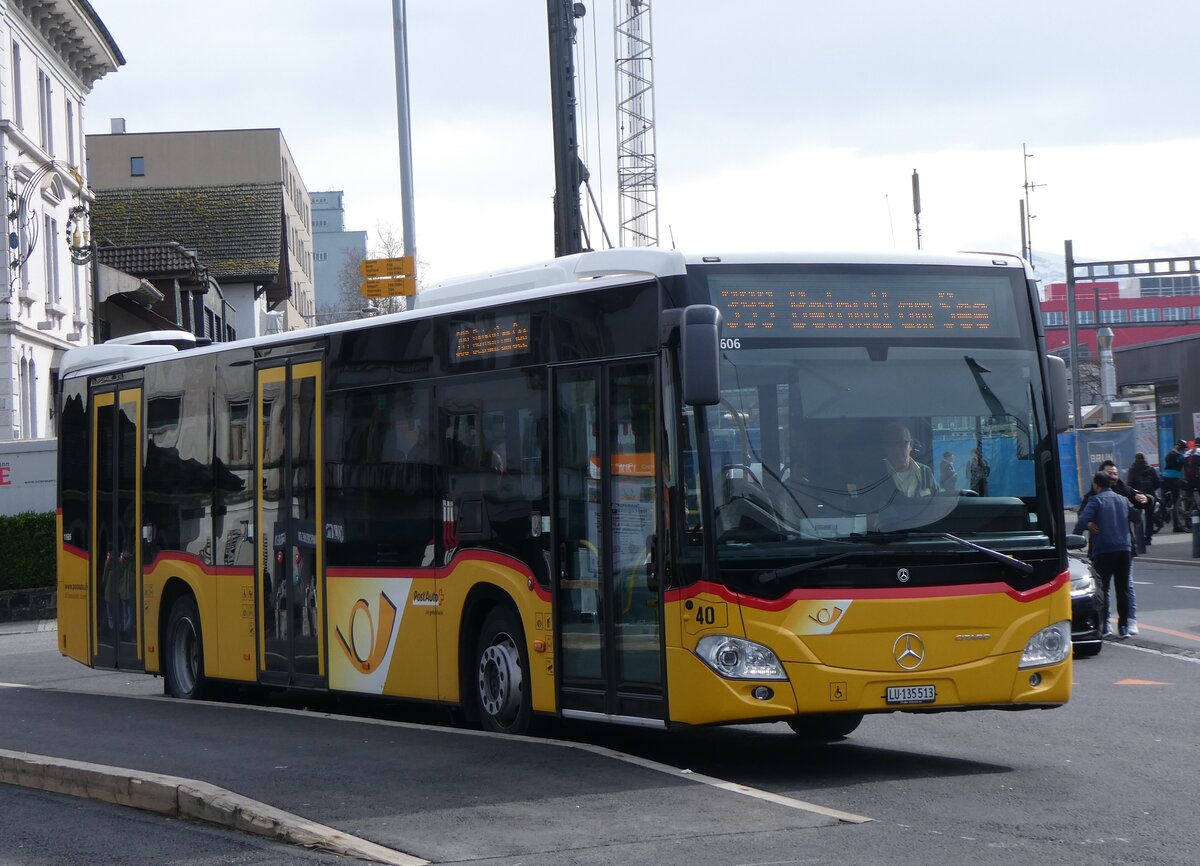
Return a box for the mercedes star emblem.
[893,633,925,670]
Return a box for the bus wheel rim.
[478,636,522,723]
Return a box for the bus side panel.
[57,382,91,665]
[57,512,91,664]
[214,568,256,682]
[435,552,555,713]
[324,572,437,699]
[214,350,258,684]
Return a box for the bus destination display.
[711,278,1018,339]
[449,313,532,364]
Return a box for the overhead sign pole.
[392,0,417,287]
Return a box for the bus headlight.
[695,635,787,680]
[1019,620,1071,669]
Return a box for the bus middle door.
[255,358,326,689]
[554,360,665,723]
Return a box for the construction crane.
[614,0,658,248]
[547,1,587,257]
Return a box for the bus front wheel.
[163,595,206,700]
[787,712,862,742]
[473,607,531,735]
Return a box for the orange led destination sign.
[449,314,532,364]
[712,281,1017,339]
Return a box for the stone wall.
[0,587,55,623]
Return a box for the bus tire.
[163,595,206,700]
[787,712,862,742]
[473,606,531,735]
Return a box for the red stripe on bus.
[665,570,1068,610]
[329,549,553,601]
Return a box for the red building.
[1041,277,1200,354]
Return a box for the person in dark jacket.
[1126,452,1159,543]
[1074,471,1134,638]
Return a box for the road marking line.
[1126,622,1200,643]
[1171,585,1200,590]
[1114,678,1172,685]
[1132,580,1153,585]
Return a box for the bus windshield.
[682,263,1056,580]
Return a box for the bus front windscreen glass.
[687,264,1055,580]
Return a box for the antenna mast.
[614,0,658,247]
[1022,143,1044,264]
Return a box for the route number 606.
[719,338,741,350]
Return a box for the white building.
[312,190,367,323]
[0,0,122,443]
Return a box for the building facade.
[85,127,315,338]
[1041,276,1200,356]
[1042,275,1200,451]
[0,0,122,442]
[311,190,367,323]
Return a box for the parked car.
[1069,551,1105,657]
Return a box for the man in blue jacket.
[1074,471,1134,638]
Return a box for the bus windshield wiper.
[848,530,1034,575]
[757,550,867,583]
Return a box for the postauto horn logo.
[335,592,398,674]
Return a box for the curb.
[0,748,427,866]
[1137,555,1200,568]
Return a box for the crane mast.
[614,0,658,247]
[547,0,586,257]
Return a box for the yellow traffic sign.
[360,275,416,298]
[359,256,414,279]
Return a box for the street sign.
[360,275,416,298]
[359,256,414,279]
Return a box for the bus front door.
[255,359,326,689]
[554,361,664,723]
[90,384,143,671]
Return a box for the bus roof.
[59,248,1027,381]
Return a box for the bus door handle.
[645,533,658,591]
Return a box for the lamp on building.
[6,159,93,296]
[66,204,92,265]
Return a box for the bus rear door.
[90,382,144,671]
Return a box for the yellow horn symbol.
[335,592,397,673]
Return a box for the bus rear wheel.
[163,595,206,700]
[474,607,531,735]
[787,712,862,742]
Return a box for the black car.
[1069,551,1105,657]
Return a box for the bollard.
[1194,514,1200,559]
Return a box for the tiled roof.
[94,241,206,280]
[91,184,284,282]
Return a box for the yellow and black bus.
[56,248,1074,739]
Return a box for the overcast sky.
[83,1,1200,286]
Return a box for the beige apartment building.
[86,127,316,339]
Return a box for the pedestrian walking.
[1074,471,1134,639]
[968,448,989,496]
[938,451,958,490]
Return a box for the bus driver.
[881,422,940,498]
